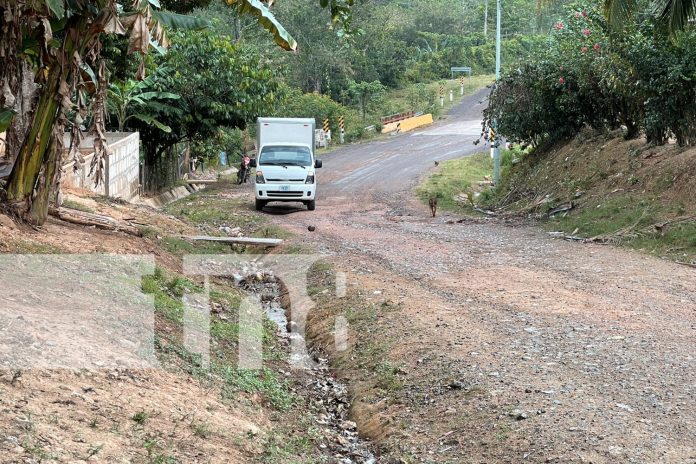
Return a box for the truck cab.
[251,118,322,211]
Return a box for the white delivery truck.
[251,117,322,211]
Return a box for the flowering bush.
[483,3,696,147]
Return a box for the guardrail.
[380,111,415,125]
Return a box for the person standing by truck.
[237,154,251,184]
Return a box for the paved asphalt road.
[319,87,490,196]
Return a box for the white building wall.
[62,132,140,201]
[106,132,140,200]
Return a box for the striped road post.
[338,115,345,143]
[323,118,330,143]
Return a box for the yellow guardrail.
[381,114,433,134]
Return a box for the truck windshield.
[259,146,312,167]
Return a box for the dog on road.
[428,197,438,217]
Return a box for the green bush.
[190,127,244,166]
[274,87,344,132]
[484,4,696,148]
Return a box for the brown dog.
[428,197,438,217]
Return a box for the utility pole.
[483,0,488,37]
[493,0,501,184]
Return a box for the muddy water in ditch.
[238,268,377,464]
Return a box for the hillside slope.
[0,180,373,463]
[493,129,696,263]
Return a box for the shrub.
[274,87,344,133]
[483,4,696,148]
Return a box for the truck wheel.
[255,199,266,211]
[307,200,316,211]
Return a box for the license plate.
[280,185,290,191]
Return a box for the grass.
[375,361,405,393]
[219,367,296,411]
[5,239,64,254]
[486,132,696,264]
[164,187,263,230]
[142,268,191,323]
[62,198,96,213]
[142,264,295,410]
[160,236,230,256]
[131,411,149,425]
[416,152,494,211]
[162,184,289,254]
[261,428,315,464]
[190,420,212,439]
[548,195,696,261]
[547,196,656,238]
[305,259,405,402]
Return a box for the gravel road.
[265,89,696,463]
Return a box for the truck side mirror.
[314,159,323,169]
[249,159,257,168]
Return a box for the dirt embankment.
[0,182,371,463]
[493,129,696,262]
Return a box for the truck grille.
[267,191,304,198]
[266,178,305,183]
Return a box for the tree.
[0,0,297,225]
[134,30,281,190]
[346,80,386,121]
[271,0,351,95]
[107,70,180,133]
[604,0,692,33]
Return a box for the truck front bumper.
[255,183,316,202]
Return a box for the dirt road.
[264,90,696,463]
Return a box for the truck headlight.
[255,170,265,184]
[305,173,315,184]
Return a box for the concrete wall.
[62,132,140,201]
[106,132,140,200]
[381,114,434,134]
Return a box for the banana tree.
[107,71,180,133]
[1,0,297,225]
[0,109,15,133]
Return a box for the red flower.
[559,77,565,84]
[575,12,581,18]
[583,28,591,37]
[594,43,601,51]
[582,10,587,17]
[582,46,588,53]
[554,22,565,30]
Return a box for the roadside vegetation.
[483,3,696,149]
[491,132,696,264]
[468,1,696,265]
[416,151,517,211]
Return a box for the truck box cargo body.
[252,118,322,211]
